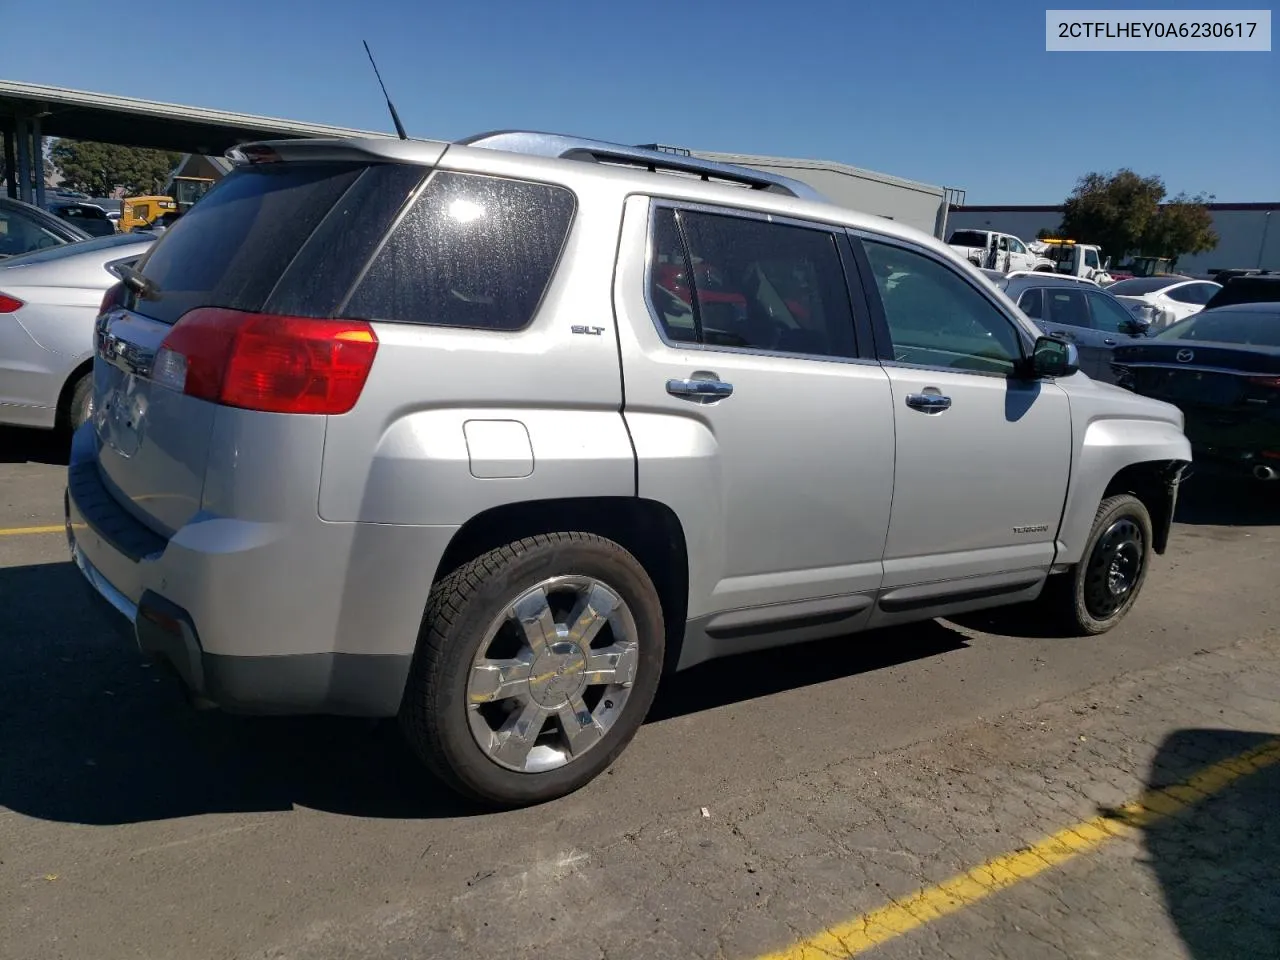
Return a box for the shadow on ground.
[1174,473,1280,526]
[0,559,968,826]
[0,425,71,466]
[1116,728,1280,960]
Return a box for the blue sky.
[16,0,1279,202]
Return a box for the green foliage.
[1141,193,1219,263]
[1059,169,1217,263]
[48,139,182,197]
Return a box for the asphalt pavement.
[2,424,1278,960]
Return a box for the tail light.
[99,281,126,315]
[1245,376,1280,390]
[0,292,24,313]
[152,308,378,415]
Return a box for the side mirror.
[1121,316,1151,337]
[1104,256,1113,270]
[1026,335,1080,379]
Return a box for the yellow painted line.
[755,737,1280,960]
[0,524,67,537]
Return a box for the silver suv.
[66,132,1192,806]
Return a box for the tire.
[399,533,665,807]
[64,372,93,433]
[1038,494,1153,635]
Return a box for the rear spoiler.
[226,137,448,167]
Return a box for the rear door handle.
[905,393,952,413]
[667,377,734,403]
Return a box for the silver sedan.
[0,232,155,431]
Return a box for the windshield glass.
[1108,277,1179,296]
[0,231,152,267]
[1156,309,1280,347]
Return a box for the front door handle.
[905,392,952,413]
[1103,337,1117,345]
[667,377,734,403]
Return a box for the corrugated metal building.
[947,203,1280,273]
[646,144,959,239]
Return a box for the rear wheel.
[1039,494,1153,635]
[399,533,665,807]
[64,372,93,433]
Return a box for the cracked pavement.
[3,432,1279,960]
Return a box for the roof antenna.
[362,40,408,140]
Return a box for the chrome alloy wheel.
[1083,517,1145,619]
[467,575,640,773]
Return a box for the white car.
[0,232,155,430]
[1106,276,1221,330]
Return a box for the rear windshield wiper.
[115,263,159,300]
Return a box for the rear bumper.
[70,533,414,716]
[65,427,457,716]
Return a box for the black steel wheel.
[1038,494,1153,635]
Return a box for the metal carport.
[1,80,390,207]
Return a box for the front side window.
[647,207,858,359]
[1008,237,1027,254]
[1084,248,1101,269]
[1086,291,1138,333]
[862,239,1024,375]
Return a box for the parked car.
[0,231,155,431]
[993,273,1152,382]
[67,131,1191,807]
[0,196,91,259]
[1112,302,1280,481]
[45,199,117,238]
[1106,276,1221,330]
[1203,273,1280,310]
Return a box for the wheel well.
[433,497,690,670]
[55,358,93,429]
[1103,461,1186,554]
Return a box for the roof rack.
[455,130,826,202]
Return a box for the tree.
[1140,193,1219,266]
[48,139,181,197]
[1058,169,1217,264]
[0,138,57,188]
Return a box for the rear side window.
[342,172,576,331]
[1044,288,1091,328]
[133,162,366,325]
[647,206,858,359]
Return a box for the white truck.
[947,229,1053,274]
[1030,238,1115,285]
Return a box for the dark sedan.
[995,274,1151,382]
[1111,302,1280,481]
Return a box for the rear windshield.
[132,162,369,325]
[1107,277,1178,296]
[948,230,989,247]
[130,161,576,332]
[1157,308,1280,347]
